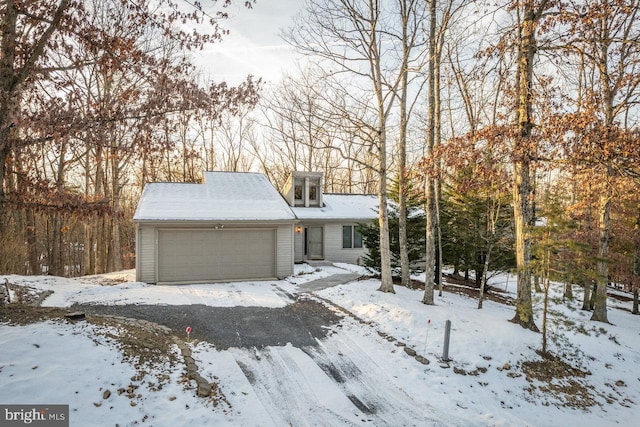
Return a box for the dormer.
[283,171,323,207]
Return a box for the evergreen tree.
[360,174,426,276]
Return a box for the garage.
[157,228,276,284]
[134,172,296,284]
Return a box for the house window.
[342,225,363,249]
[309,185,317,201]
[294,185,303,200]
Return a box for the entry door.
[308,226,324,260]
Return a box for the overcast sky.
[192,1,305,85]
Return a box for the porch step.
[303,260,335,267]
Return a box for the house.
[133,171,378,284]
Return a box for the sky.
[193,0,305,85]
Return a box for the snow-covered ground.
[1,265,639,426]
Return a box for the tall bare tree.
[508,0,554,331]
[286,0,423,293]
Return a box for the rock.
[395,341,406,347]
[93,402,101,407]
[130,401,137,407]
[453,367,467,375]
[415,355,430,365]
[404,347,417,357]
[169,396,177,401]
[186,363,198,376]
[197,380,212,397]
[499,363,511,371]
[103,390,111,399]
[65,312,86,321]
[615,380,626,387]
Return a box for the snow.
[133,171,296,221]
[2,274,297,308]
[292,194,379,220]
[2,265,640,426]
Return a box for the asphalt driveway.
[76,297,344,350]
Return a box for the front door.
[307,226,324,260]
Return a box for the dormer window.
[284,171,323,207]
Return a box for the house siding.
[277,224,294,278]
[323,223,367,265]
[136,225,157,283]
[291,222,368,264]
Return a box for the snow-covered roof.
[133,172,296,222]
[292,194,378,221]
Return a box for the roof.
[291,194,379,221]
[133,172,296,222]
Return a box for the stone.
[65,312,86,321]
[415,355,430,365]
[196,380,212,397]
[404,347,417,357]
[102,390,111,400]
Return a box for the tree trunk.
[436,179,443,297]
[109,145,123,272]
[397,28,410,287]
[377,123,394,293]
[423,178,437,304]
[564,282,573,300]
[534,275,542,293]
[434,2,443,298]
[591,183,610,323]
[422,0,437,305]
[478,245,493,310]
[25,209,39,275]
[0,145,9,228]
[581,278,591,310]
[0,0,18,225]
[510,1,539,332]
[511,161,537,331]
[52,214,65,276]
[377,162,394,293]
[541,275,550,355]
[589,280,596,310]
[633,236,639,315]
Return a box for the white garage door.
[157,229,276,283]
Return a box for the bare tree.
[508,0,553,331]
[286,0,422,293]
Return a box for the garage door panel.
[157,229,275,283]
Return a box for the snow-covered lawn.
[1,265,639,426]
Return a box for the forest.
[0,0,639,331]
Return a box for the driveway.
[75,273,463,426]
[78,297,343,350]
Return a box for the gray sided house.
[134,171,378,284]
